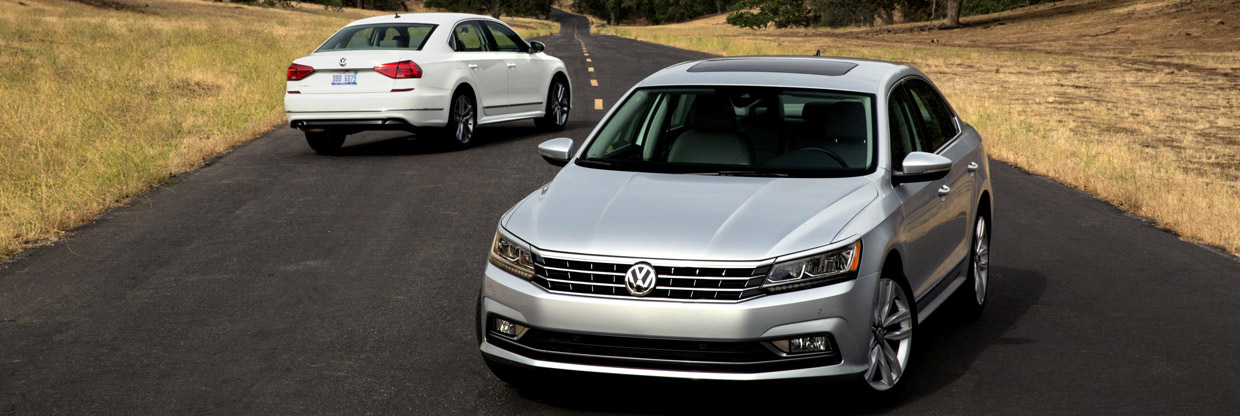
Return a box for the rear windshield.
[317,23,437,52]
[578,86,877,177]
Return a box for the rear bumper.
[284,89,450,128]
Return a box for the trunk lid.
[290,51,412,94]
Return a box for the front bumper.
[284,90,451,128]
[480,263,878,381]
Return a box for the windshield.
[579,86,876,177]
[317,23,437,52]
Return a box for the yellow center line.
[584,53,589,57]
[588,67,594,72]
[594,99,603,110]
[590,79,598,87]
[586,58,592,62]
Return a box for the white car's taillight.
[374,60,423,79]
[287,63,314,81]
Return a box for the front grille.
[486,317,841,373]
[531,255,770,302]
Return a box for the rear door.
[451,20,509,114]
[483,21,544,112]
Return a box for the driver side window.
[888,84,923,172]
[483,21,528,52]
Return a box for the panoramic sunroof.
[687,59,858,76]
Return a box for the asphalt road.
[3,10,1239,415]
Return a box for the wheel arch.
[880,248,908,284]
[452,81,477,103]
[547,70,571,108]
[977,190,992,222]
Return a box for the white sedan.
[285,13,571,153]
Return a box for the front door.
[889,81,970,300]
[482,21,544,112]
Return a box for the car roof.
[636,56,916,95]
[344,12,495,27]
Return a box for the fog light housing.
[771,336,832,354]
[491,316,528,340]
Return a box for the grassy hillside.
[0,0,556,260]
[598,0,1240,256]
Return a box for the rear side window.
[483,21,527,52]
[317,24,436,52]
[904,79,958,152]
[451,21,489,52]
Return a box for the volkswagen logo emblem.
[624,263,658,297]
[339,57,347,67]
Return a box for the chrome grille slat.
[659,286,751,292]
[532,255,769,302]
[542,265,625,276]
[660,274,754,281]
[542,277,625,288]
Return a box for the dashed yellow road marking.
[586,58,592,62]
[588,67,594,72]
[584,53,589,57]
[590,79,598,87]
[594,99,603,110]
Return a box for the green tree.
[425,0,553,18]
[726,0,818,29]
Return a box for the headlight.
[489,230,535,279]
[763,241,861,292]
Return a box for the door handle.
[938,185,951,198]
[507,63,517,69]
[967,162,979,173]
[467,64,479,70]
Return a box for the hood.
[503,165,878,261]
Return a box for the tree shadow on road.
[499,266,1047,414]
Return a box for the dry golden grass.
[0,0,556,260]
[597,0,1240,256]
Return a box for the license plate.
[331,72,357,86]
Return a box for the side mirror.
[538,137,573,167]
[529,41,545,54]
[892,152,951,185]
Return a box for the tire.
[534,78,570,131]
[440,91,476,150]
[304,130,345,154]
[955,213,990,319]
[862,273,916,393]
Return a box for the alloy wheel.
[552,82,569,126]
[454,95,475,145]
[973,216,990,305]
[865,277,913,391]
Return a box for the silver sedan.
[478,56,993,392]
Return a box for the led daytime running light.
[489,231,535,280]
